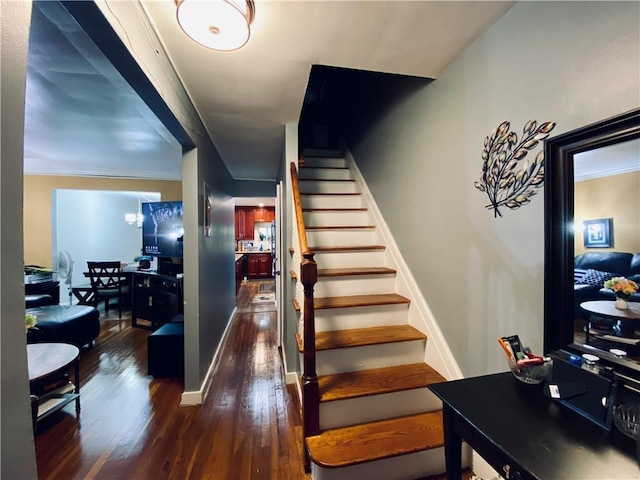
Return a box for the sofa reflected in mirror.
[574,252,640,318]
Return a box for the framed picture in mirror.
[583,218,612,248]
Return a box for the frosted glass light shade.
[176,0,254,51]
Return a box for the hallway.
[35,280,308,479]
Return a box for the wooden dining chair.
[84,261,130,318]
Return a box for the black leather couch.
[574,251,640,318]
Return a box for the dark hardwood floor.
[34,280,309,479]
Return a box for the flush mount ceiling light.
[176,0,255,51]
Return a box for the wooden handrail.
[290,161,319,473]
[290,162,310,255]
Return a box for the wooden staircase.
[291,155,453,480]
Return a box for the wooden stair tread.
[306,225,375,230]
[300,192,361,196]
[317,267,396,277]
[299,178,355,182]
[303,208,368,212]
[299,166,349,170]
[315,293,409,309]
[319,363,445,402]
[297,325,426,352]
[310,245,386,252]
[306,411,444,468]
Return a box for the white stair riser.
[314,340,425,375]
[315,275,396,297]
[299,180,357,194]
[298,168,352,181]
[301,157,346,168]
[301,195,363,209]
[311,250,386,268]
[304,210,371,226]
[312,446,449,480]
[307,229,380,246]
[320,387,443,430]
[315,303,408,332]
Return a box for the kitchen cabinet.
[235,207,274,239]
[246,253,272,279]
[235,207,254,240]
[253,207,275,222]
[235,256,244,294]
[246,255,259,278]
[257,254,272,277]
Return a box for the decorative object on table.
[56,250,74,306]
[603,276,638,310]
[583,218,613,248]
[25,313,37,332]
[498,334,552,384]
[474,119,556,218]
[580,353,600,373]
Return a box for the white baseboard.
[180,307,237,406]
[280,342,299,386]
[285,371,298,385]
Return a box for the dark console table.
[132,271,183,329]
[429,372,638,480]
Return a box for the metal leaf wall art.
[474,120,556,218]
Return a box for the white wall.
[0,1,39,477]
[52,189,160,302]
[345,1,640,377]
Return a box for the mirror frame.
[544,108,640,375]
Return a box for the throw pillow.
[579,269,614,287]
[574,268,588,284]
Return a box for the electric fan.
[57,250,74,306]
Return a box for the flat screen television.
[141,201,184,258]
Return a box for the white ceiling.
[574,138,640,182]
[24,1,516,182]
[24,1,183,180]
[141,0,516,180]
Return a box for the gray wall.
[1,1,39,477]
[279,123,300,375]
[233,179,277,198]
[344,1,640,377]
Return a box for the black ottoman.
[25,294,56,309]
[148,319,184,378]
[26,304,100,348]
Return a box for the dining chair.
[84,261,131,318]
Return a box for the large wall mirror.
[544,108,640,380]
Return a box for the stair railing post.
[290,161,319,473]
[300,251,318,473]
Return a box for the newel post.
[300,250,318,472]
